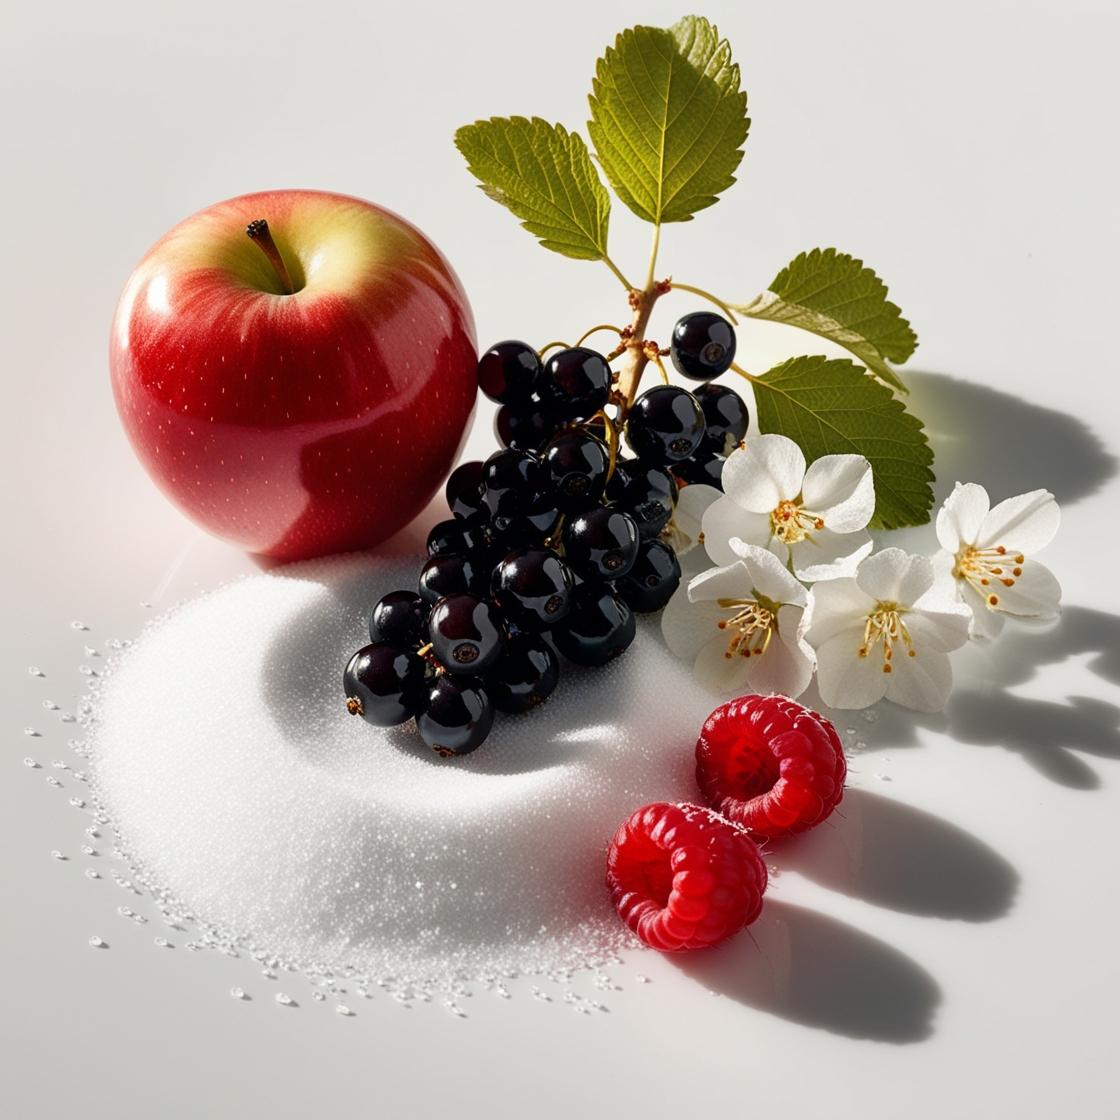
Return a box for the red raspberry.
[696,694,846,839]
[606,802,767,952]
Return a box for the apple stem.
[246,219,296,294]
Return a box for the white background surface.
[3,1,1119,1116]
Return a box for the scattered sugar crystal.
[230,987,247,1000]
[28,666,44,677]
[69,797,86,808]
[71,620,89,631]
[89,936,107,948]
[43,700,60,711]
[83,554,708,987]
[50,850,66,861]
[24,727,40,737]
[23,758,39,768]
[275,992,294,1006]
[86,869,101,880]
[51,760,68,769]
[46,776,61,788]
[154,937,172,948]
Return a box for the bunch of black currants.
[343,310,749,757]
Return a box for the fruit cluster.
[342,311,749,757]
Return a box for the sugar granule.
[86,554,718,987]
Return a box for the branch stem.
[669,281,739,324]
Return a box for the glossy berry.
[615,539,681,612]
[694,383,749,456]
[561,506,640,581]
[428,593,504,675]
[426,518,493,559]
[417,675,494,757]
[477,339,541,405]
[695,694,846,839]
[418,552,486,605]
[488,636,560,713]
[670,311,737,380]
[492,547,574,630]
[542,430,610,510]
[494,400,559,452]
[369,590,430,647]
[343,642,428,727]
[490,493,562,544]
[541,347,612,421]
[481,448,547,521]
[445,460,486,521]
[552,584,636,667]
[625,386,706,464]
[612,462,677,541]
[672,447,725,489]
[607,802,767,951]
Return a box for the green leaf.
[587,15,748,225]
[734,249,917,393]
[749,355,934,529]
[454,116,611,261]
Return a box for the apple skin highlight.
[110,189,477,560]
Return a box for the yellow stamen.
[953,543,1026,609]
[770,498,826,544]
[858,601,916,673]
[716,597,777,660]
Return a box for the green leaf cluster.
[452,15,934,527]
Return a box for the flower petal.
[702,497,770,566]
[661,584,727,660]
[746,623,815,698]
[803,578,876,649]
[693,633,753,693]
[728,540,809,607]
[977,490,1060,554]
[686,560,755,604]
[855,548,934,606]
[815,628,888,710]
[884,648,954,712]
[988,559,1062,619]
[904,603,971,653]
[935,482,990,552]
[801,455,875,532]
[960,580,1007,642]
[789,528,873,583]
[673,483,722,554]
[722,435,806,512]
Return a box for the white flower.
[805,548,971,712]
[661,539,816,697]
[934,482,1061,641]
[661,483,721,565]
[701,434,875,582]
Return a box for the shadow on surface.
[904,369,1116,507]
[859,606,1120,789]
[670,900,940,1044]
[778,789,1018,921]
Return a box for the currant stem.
[602,255,635,291]
[730,360,758,382]
[669,282,739,324]
[575,324,625,348]
[644,224,661,291]
[538,340,572,358]
[245,219,296,295]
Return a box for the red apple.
[110,189,477,560]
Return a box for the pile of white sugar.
[85,553,724,986]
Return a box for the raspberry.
[695,694,846,839]
[606,802,767,952]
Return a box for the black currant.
[488,635,560,713]
[418,552,486,604]
[490,493,562,545]
[612,462,678,541]
[369,590,430,647]
[417,675,494,757]
[694,383,749,456]
[494,400,560,452]
[615,539,681,612]
[343,642,428,726]
[445,460,486,521]
[625,386,706,464]
[426,517,494,559]
[492,547,575,630]
[481,448,548,521]
[542,430,610,511]
[672,447,726,490]
[428,593,504,675]
[541,347,612,421]
[670,311,737,380]
[477,340,541,405]
[561,505,640,581]
[552,584,636,667]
